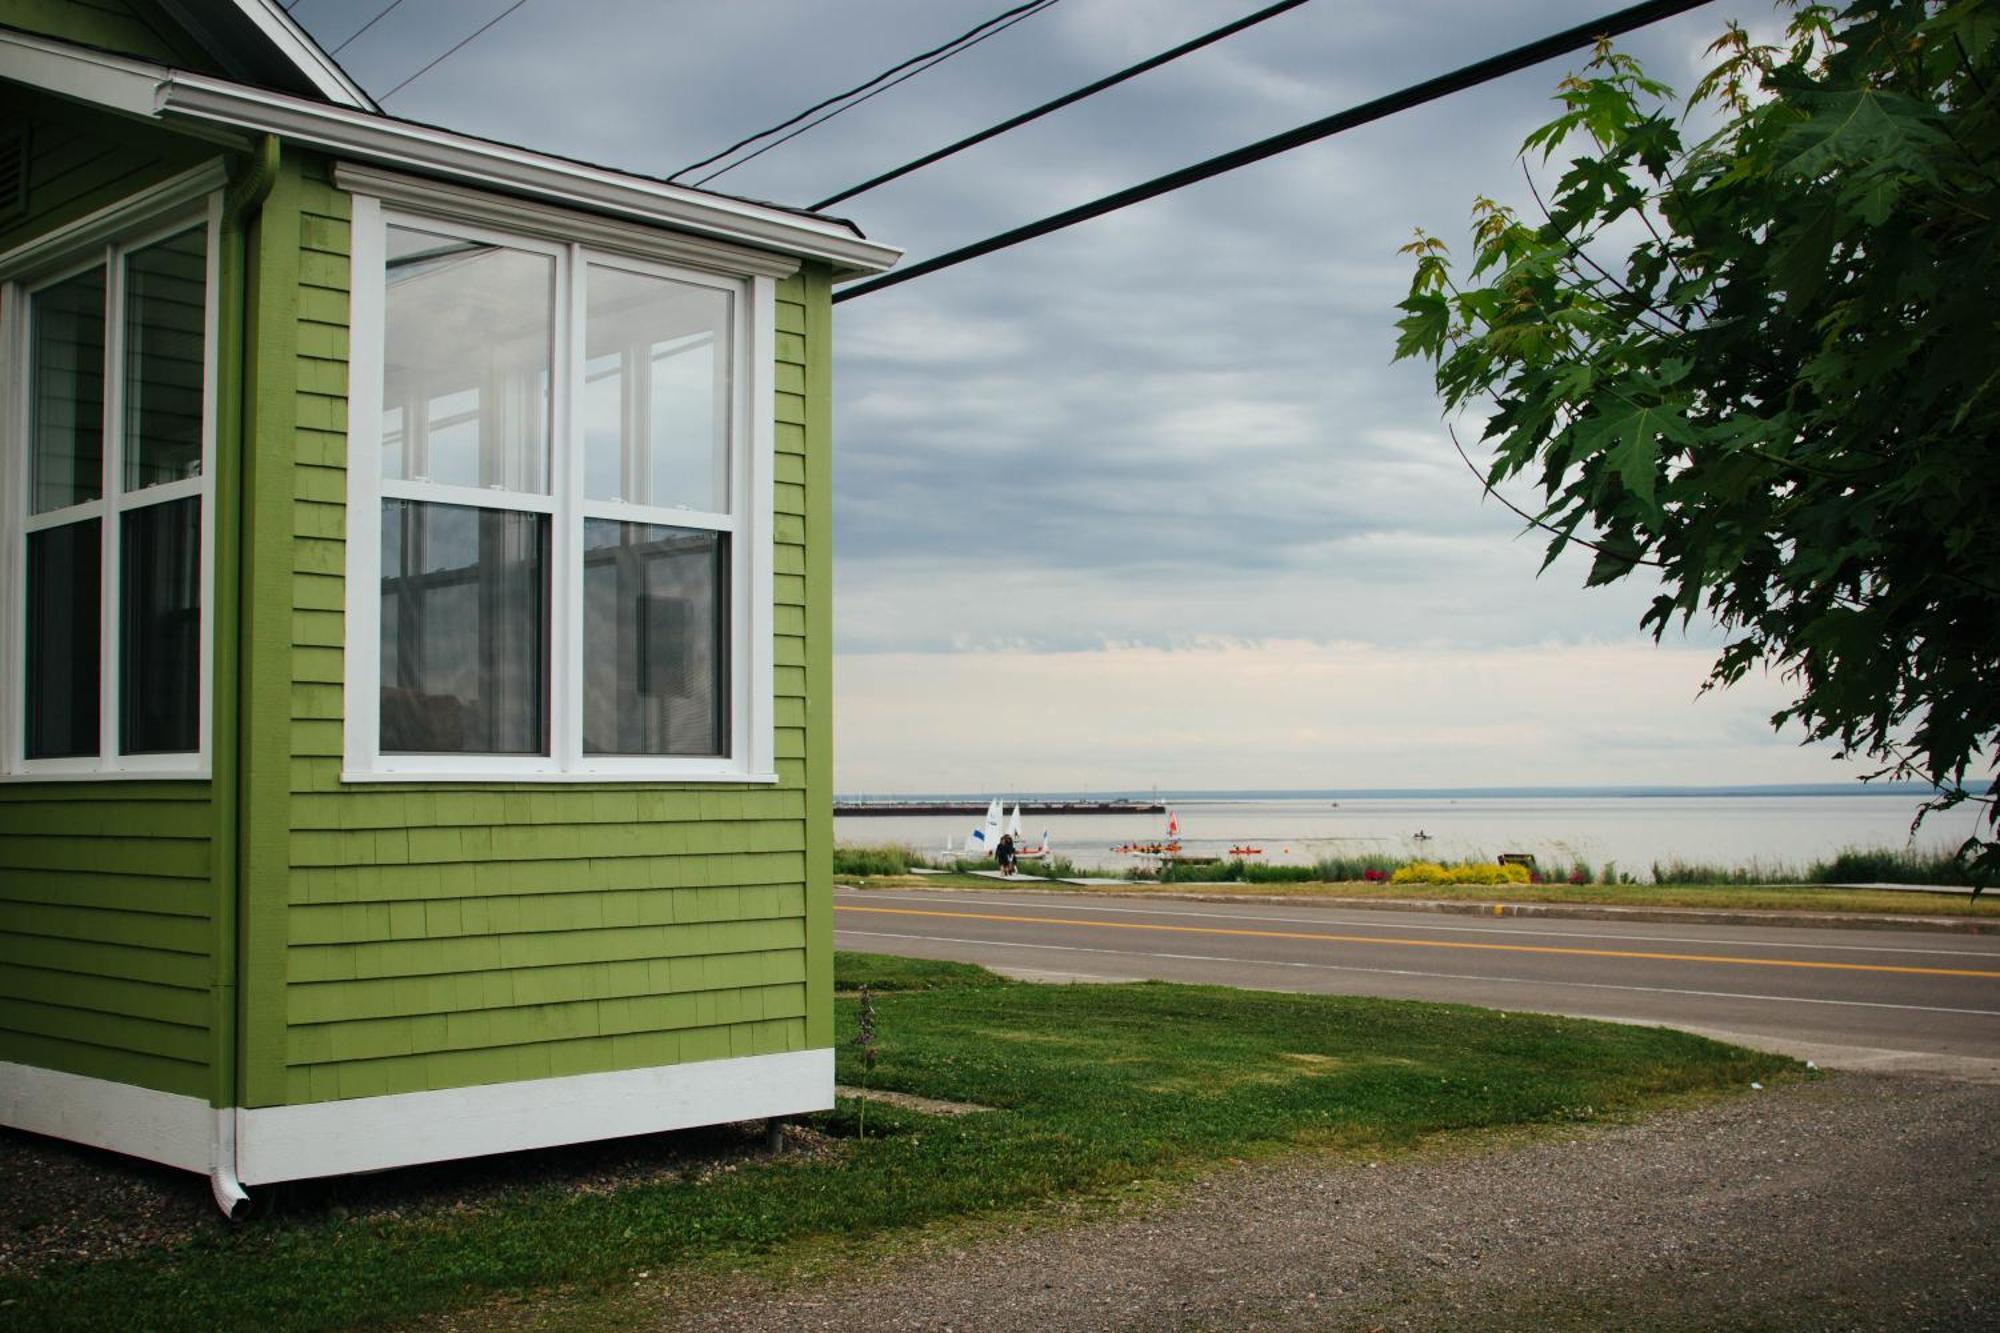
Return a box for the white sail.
[970,799,1003,853]
[1007,805,1023,839]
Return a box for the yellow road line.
[834,904,2000,980]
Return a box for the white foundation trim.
[3,1050,833,1187]
[236,1048,833,1184]
[0,1061,211,1173]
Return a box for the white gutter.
[0,27,164,118]
[154,75,902,278]
[156,0,377,112]
[0,28,900,278]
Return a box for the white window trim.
[342,191,778,784]
[0,191,222,782]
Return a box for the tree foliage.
[1394,0,2000,884]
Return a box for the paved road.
[834,887,2000,1076]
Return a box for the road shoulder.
[550,1074,1996,1332]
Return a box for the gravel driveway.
[586,1073,1996,1332]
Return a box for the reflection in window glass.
[380,500,548,754]
[120,498,201,754]
[123,228,208,491]
[582,265,729,511]
[30,266,106,515]
[582,520,727,756]
[382,226,552,493]
[26,520,101,758]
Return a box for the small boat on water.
[1116,809,1189,858]
[1228,845,1263,857]
[943,801,1050,861]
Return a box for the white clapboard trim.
[235,1048,833,1183]
[0,1061,211,1173]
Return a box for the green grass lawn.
[2,955,1791,1331]
[857,872,2000,917]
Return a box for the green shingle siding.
[0,89,216,256]
[799,263,835,1048]
[0,101,836,1119]
[283,1015,806,1103]
[255,167,833,1103]
[0,94,219,1101]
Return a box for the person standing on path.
[996,833,1017,876]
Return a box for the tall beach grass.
[837,840,1971,887]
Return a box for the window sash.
[343,196,775,783]
[1,198,219,780]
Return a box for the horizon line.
[834,780,1980,802]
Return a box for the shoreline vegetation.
[833,844,1997,917]
[833,842,1972,887]
[0,954,1791,1331]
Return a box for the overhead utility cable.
[692,0,1059,188]
[379,0,532,101]
[333,0,411,56]
[812,0,1312,211]
[833,0,1716,303]
[672,0,1060,183]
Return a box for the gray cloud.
[294,0,1807,787]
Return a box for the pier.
[834,799,1166,817]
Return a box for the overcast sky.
[291,0,1847,794]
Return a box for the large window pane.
[380,500,548,753]
[382,226,552,493]
[30,266,106,515]
[583,519,727,756]
[25,520,101,758]
[120,498,201,753]
[583,266,730,511]
[123,228,208,492]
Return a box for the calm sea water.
[835,793,1987,879]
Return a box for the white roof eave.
[220,0,378,111]
[151,0,377,111]
[157,73,901,278]
[0,27,898,278]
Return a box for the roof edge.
[156,0,375,111]
[159,72,902,277]
[0,27,900,278]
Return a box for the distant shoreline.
[834,782,1974,803]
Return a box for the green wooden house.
[0,0,898,1214]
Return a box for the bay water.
[834,790,1987,880]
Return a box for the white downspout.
[208,134,280,1219]
[211,1108,250,1218]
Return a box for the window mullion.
[99,242,123,769]
[556,242,584,771]
[3,282,22,774]
[577,499,735,531]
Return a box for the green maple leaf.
[1572,398,1695,515]
[1777,89,1947,183]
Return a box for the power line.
[332,0,412,56]
[379,0,532,102]
[671,0,1061,184]
[812,0,1313,212]
[834,0,1716,304]
[692,0,1059,189]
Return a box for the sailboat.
[1005,804,1054,860]
[943,800,1049,860]
[940,799,1004,858]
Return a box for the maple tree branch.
[1446,422,1665,568]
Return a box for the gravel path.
[595,1074,1997,1332]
